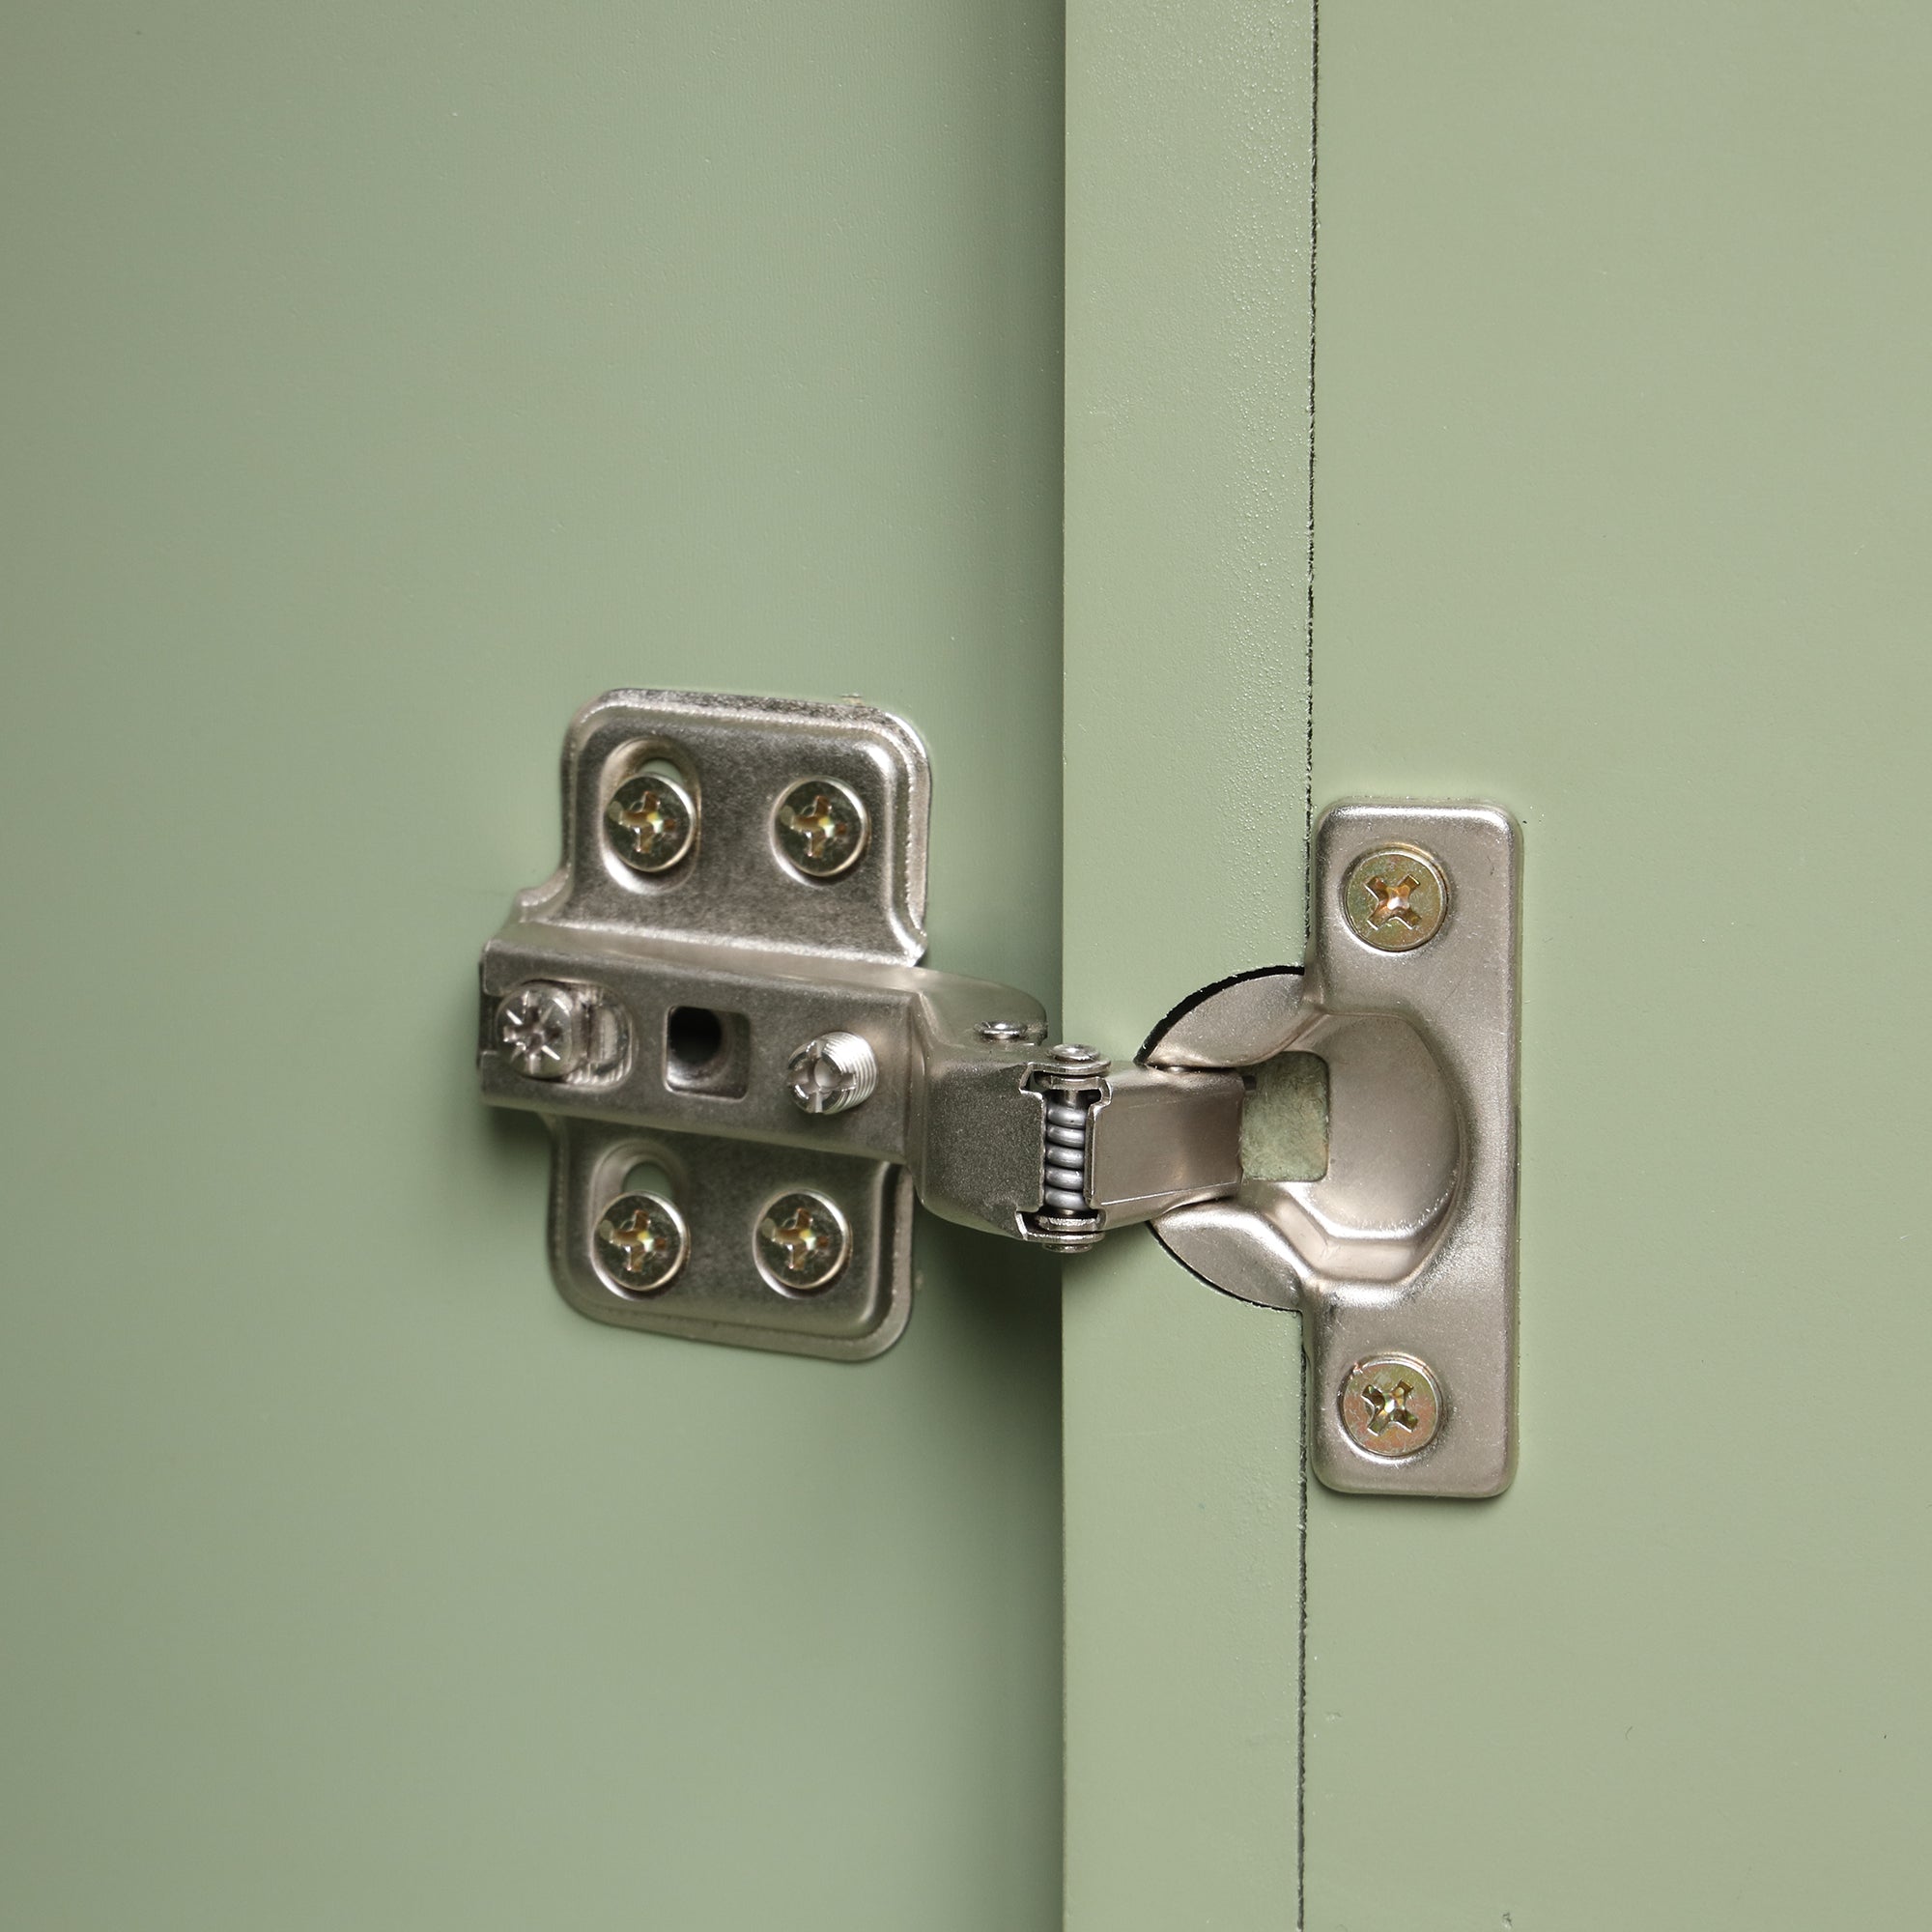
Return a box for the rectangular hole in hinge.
[1239,1051,1329,1182]
[664,1006,752,1098]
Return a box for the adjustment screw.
[1343,844,1449,952]
[606,771,697,874]
[786,1032,879,1116]
[593,1191,688,1295]
[1339,1354,1443,1458]
[978,1017,1048,1044]
[772,779,868,879]
[497,981,585,1080]
[1049,1041,1109,1071]
[754,1190,850,1293]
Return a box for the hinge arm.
[480,926,1243,1247]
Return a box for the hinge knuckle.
[905,1013,1047,1239]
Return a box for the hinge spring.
[1027,1047,1109,1253]
[1042,1099,1093,1210]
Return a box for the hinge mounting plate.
[1149,803,1521,1496]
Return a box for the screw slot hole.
[622,1159,676,1197]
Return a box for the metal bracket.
[476,690,1238,1359]
[476,694,1520,1494]
[477,689,947,1360]
[1147,805,1521,1496]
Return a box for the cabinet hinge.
[475,691,1520,1495]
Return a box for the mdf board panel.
[1307,7,1932,1926]
[1063,3,1314,1924]
[0,7,1064,1926]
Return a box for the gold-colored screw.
[1343,844,1449,952]
[593,1191,688,1295]
[606,772,696,874]
[1340,1354,1443,1458]
[753,1190,850,1293]
[772,779,867,879]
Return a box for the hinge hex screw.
[594,1191,688,1295]
[606,771,697,874]
[1343,844,1449,952]
[754,1191,850,1293]
[1339,1354,1443,1458]
[497,981,585,1080]
[786,1032,878,1116]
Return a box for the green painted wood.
[1306,6,1932,1926]
[0,7,1064,1926]
[1062,4,1315,1923]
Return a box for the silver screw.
[1048,1041,1110,1072]
[978,1017,1048,1044]
[772,779,868,879]
[497,981,584,1080]
[1031,1221,1106,1255]
[785,1032,879,1115]
[754,1190,850,1293]
[1339,1354,1443,1458]
[594,1191,688,1295]
[1343,844,1449,952]
[606,771,697,874]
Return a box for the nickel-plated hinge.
[476,691,1520,1496]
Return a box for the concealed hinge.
[476,691,1520,1496]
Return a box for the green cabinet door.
[1064,5,1932,1930]
[1,6,1063,1926]
[1303,7,1932,1925]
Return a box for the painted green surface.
[1063,3,1314,1923]
[0,6,1064,1926]
[1307,6,1932,1926]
